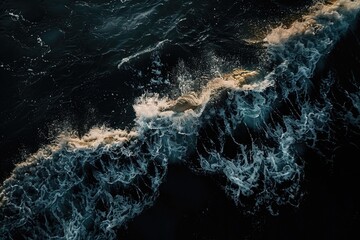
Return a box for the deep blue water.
[1,0,360,239]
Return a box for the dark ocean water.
[1,0,360,239]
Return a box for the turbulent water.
[1,0,360,239]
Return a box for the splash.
[1,0,360,239]
[160,69,260,113]
[199,0,360,210]
[0,127,167,239]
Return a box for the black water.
[1,0,359,239]
[0,0,313,179]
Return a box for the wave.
[1,0,360,239]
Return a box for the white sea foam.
[1,0,360,238]
[204,0,360,210]
[117,39,169,68]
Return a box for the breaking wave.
[1,0,360,239]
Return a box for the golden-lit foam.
[161,69,260,113]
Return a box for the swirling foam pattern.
[1,0,360,239]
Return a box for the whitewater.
[1,0,360,239]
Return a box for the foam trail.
[1,0,360,238]
[264,0,360,98]
[117,39,169,68]
[191,0,360,211]
[0,127,168,239]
